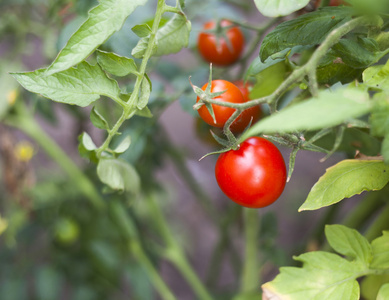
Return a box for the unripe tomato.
[215,137,287,208]
[197,20,244,66]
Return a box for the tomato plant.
[197,79,260,132]
[215,137,287,208]
[3,0,389,300]
[197,20,244,66]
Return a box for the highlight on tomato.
[197,20,244,66]
[215,137,287,208]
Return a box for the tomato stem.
[240,208,261,295]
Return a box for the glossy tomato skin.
[215,137,287,208]
[197,80,245,128]
[198,20,244,66]
[231,80,261,132]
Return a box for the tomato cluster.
[196,22,285,209]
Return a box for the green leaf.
[138,75,151,110]
[250,61,287,99]
[377,283,389,300]
[260,7,353,62]
[317,62,362,85]
[299,160,389,211]
[90,106,109,130]
[330,38,389,69]
[262,251,362,300]
[132,13,191,59]
[370,93,389,137]
[253,0,310,17]
[96,50,137,77]
[135,106,153,118]
[112,135,131,154]
[78,132,98,163]
[243,88,370,138]
[325,225,372,266]
[97,158,140,193]
[45,0,148,75]
[11,62,121,107]
[363,59,389,92]
[131,24,152,37]
[371,231,389,269]
[245,56,284,80]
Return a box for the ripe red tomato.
[231,80,261,132]
[197,80,260,133]
[197,80,245,128]
[197,20,244,66]
[215,137,287,208]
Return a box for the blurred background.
[0,0,366,299]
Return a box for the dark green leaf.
[96,50,137,77]
[46,0,148,75]
[330,38,389,69]
[11,62,121,107]
[299,160,389,211]
[260,7,353,62]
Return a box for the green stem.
[6,102,105,210]
[147,194,213,300]
[96,0,166,156]
[109,201,177,300]
[240,208,260,293]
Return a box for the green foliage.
[260,7,353,62]
[11,62,121,107]
[262,226,389,300]
[253,0,310,17]
[46,0,148,75]
[243,87,370,138]
[299,160,389,211]
[132,13,191,58]
[97,158,140,193]
[96,50,138,77]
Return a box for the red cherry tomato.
[198,20,244,66]
[197,80,260,133]
[215,137,287,208]
[197,80,245,128]
[231,80,261,132]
